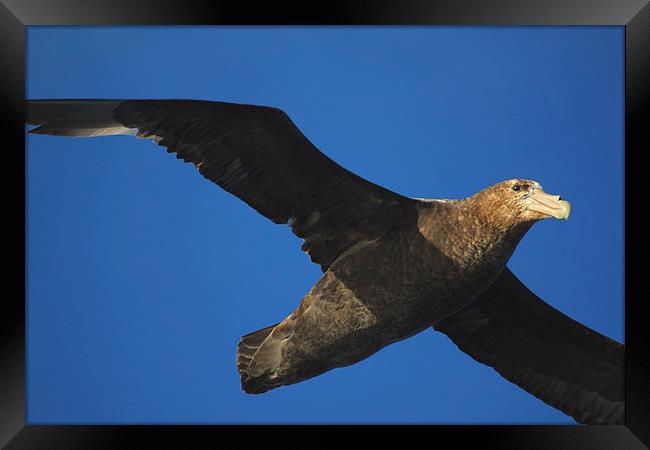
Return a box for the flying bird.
[26,99,624,424]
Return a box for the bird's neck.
[418,199,532,272]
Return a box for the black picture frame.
[1,1,647,448]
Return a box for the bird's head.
[473,179,571,227]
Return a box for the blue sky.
[26,26,624,424]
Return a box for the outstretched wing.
[434,268,624,424]
[27,99,417,271]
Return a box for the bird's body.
[26,99,623,424]
[240,198,531,393]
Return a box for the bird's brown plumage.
[26,99,623,424]
[235,181,574,397]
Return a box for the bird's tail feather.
[26,99,133,137]
[237,322,285,394]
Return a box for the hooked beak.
[528,189,571,220]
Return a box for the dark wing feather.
[27,99,417,271]
[434,267,624,424]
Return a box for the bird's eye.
[512,185,521,192]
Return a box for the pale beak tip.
[556,200,571,220]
